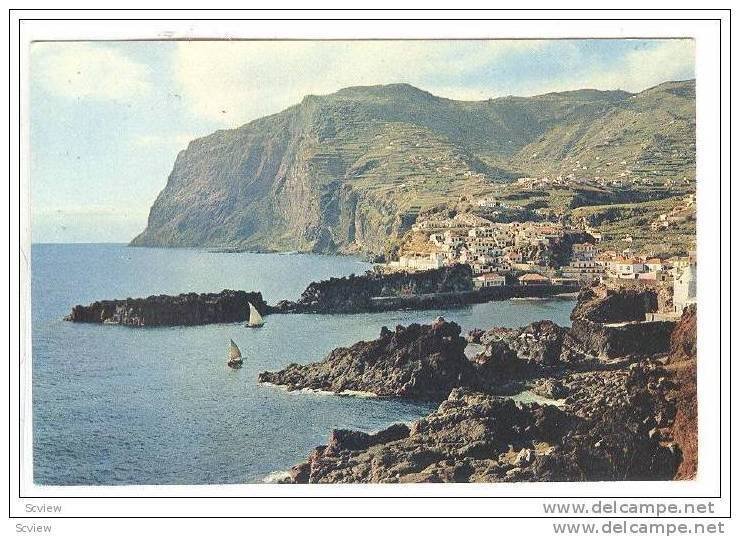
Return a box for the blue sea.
[31,243,576,485]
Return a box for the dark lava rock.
[532,378,569,400]
[285,360,683,483]
[567,318,676,359]
[571,285,658,323]
[259,319,479,400]
[275,265,474,314]
[529,362,682,482]
[64,289,269,327]
[287,388,577,484]
[473,320,575,382]
[275,284,693,484]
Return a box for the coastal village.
[383,193,696,318]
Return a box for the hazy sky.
[30,39,695,243]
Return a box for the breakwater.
[64,289,269,327]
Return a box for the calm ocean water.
[31,243,575,485]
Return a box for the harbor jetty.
[64,290,269,327]
[272,264,580,314]
[64,265,579,326]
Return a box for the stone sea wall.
[273,264,579,314]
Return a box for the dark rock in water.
[285,360,682,483]
[287,388,579,483]
[472,320,575,385]
[567,319,676,359]
[272,264,474,314]
[324,424,411,457]
[259,320,478,400]
[272,264,580,315]
[64,289,269,327]
[276,283,694,484]
[260,317,584,400]
[571,285,658,323]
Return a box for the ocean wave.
[262,470,292,484]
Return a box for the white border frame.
[8,9,731,520]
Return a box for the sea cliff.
[130,81,695,256]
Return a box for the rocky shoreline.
[262,287,696,483]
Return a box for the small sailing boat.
[227,339,243,369]
[246,302,264,328]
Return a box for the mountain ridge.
[131,79,695,255]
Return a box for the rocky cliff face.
[131,81,695,255]
[664,305,697,479]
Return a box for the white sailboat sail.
[228,339,242,362]
[247,302,264,327]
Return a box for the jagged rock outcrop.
[566,318,676,359]
[477,320,570,366]
[287,389,576,483]
[526,362,682,482]
[64,289,269,327]
[259,317,587,400]
[286,360,680,483]
[273,284,695,483]
[570,285,658,323]
[261,285,681,400]
[567,285,675,358]
[259,320,478,400]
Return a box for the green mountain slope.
[510,80,695,182]
[131,80,695,255]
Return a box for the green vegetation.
[132,80,696,256]
[571,196,695,257]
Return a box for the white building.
[611,259,646,279]
[673,263,697,313]
[468,226,495,239]
[474,273,506,288]
[571,242,597,262]
[389,252,445,271]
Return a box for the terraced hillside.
[131,81,695,255]
[511,80,695,183]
